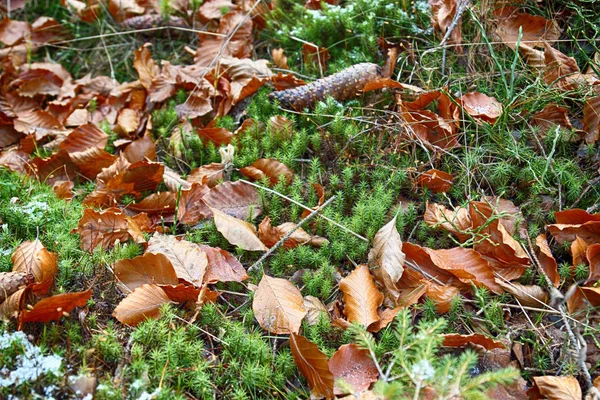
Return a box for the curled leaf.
[290,333,334,399]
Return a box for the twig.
[248,196,336,273]
[440,0,470,75]
[525,235,593,390]
[239,179,368,243]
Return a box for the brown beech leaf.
[271,48,289,69]
[328,344,378,396]
[0,18,31,46]
[187,163,224,187]
[529,376,582,400]
[0,288,28,319]
[52,180,74,200]
[12,239,57,295]
[113,284,173,326]
[177,182,212,225]
[339,265,383,327]
[531,104,572,139]
[368,215,405,301]
[535,234,560,287]
[72,208,140,252]
[123,134,156,163]
[58,124,108,153]
[258,216,328,249]
[543,43,580,90]
[19,289,92,324]
[301,183,325,219]
[430,0,462,52]
[197,126,234,146]
[290,333,335,399]
[581,287,600,307]
[200,245,248,283]
[211,207,268,251]
[14,110,63,134]
[498,281,548,308]
[494,9,560,50]
[202,181,262,220]
[27,149,78,185]
[0,150,28,174]
[425,281,459,314]
[571,237,589,274]
[0,271,29,303]
[424,202,472,242]
[583,95,600,145]
[158,284,202,304]
[69,147,117,180]
[253,274,306,334]
[113,252,178,293]
[175,94,213,119]
[163,167,191,192]
[240,158,294,185]
[134,44,159,91]
[127,192,176,215]
[456,92,503,123]
[547,209,600,244]
[586,243,600,285]
[417,169,453,193]
[147,234,208,287]
[442,333,505,350]
[303,295,329,326]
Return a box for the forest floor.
[1,0,600,399]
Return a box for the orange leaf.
[72,208,135,252]
[423,202,471,242]
[290,333,335,399]
[339,265,383,327]
[59,124,108,153]
[581,287,600,307]
[535,235,560,287]
[456,92,503,124]
[271,48,289,69]
[200,245,248,283]
[52,180,74,200]
[497,281,548,308]
[240,158,294,185]
[430,0,463,52]
[0,18,31,46]
[328,344,378,395]
[187,163,224,188]
[113,284,172,326]
[0,271,29,303]
[417,169,453,193]
[548,209,600,244]
[494,9,560,50]
[20,289,92,324]
[258,216,328,249]
[177,182,212,225]
[442,333,505,350]
[586,244,600,285]
[252,274,306,334]
[127,192,176,215]
[114,252,179,293]
[529,376,582,400]
[12,239,57,295]
[133,44,159,91]
[123,133,156,163]
[301,183,325,219]
[0,288,29,319]
[583,94,600,144]
[531,104,572,140]
[211,207,267,251]
[425,281,459,314]
[147,234,208,286]
[543,43,580,90]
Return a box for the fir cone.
[269,63,382,110]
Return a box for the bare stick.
[239,179,369,243]
[441,0,470,75]
[248,196,336,273]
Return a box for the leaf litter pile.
[1,0,600,399]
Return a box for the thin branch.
[248,196,336,273]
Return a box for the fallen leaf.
[586,244,600,285]
[69,147,117,180]
[425,281,459,313]
[113,284,173,326]
[271,48,289,69]
[424,202,471,242]
[58,124,108,153]
[177,182,212,225]
[543,43,580,90]
[200,245,247,283]
[0,18,31,46]
[12,239,57,295]
[52,180,74,200]
[0,271,29,303]
[430,0,463,53]
[497,281,548,308]
[113,252,179,293]
[258,216,328,249]
[202,181,262,220]
[531,104,572,139]
[19,289,92,324]
[133,44,159,91]
[147,234,208,286]
[187,163,225,187]
[442,333,505,350]
[127,192,176,215]
[303,295,329,325]
[535,234,560,287]
[368,216,405,302]
[494,9,560,50]
[328,344,378,395]
[123,133,156,163]
[72,208,137,252]
[0,288,28,319]
[211,207,267,251]
[253,274,306,334]
[301,183,325,218]
[240,158,294,185]
[583,94,600,144]
[548,209,600,244]
[417,169,453,193]
[529,376,582,400]
[339,265,383,328]
[456,92,503,123]
[290,333,335,399]
[581,287,600,307]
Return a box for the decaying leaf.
[240,158,294,185]
[113,252,178,293]
[12,239,57,295]
[146,233,208,286]
[529,375,582,400]
[328,343,378,395]
[368,216,405,301]
[211,207,268,251]
[290,333,335,399]
[258,216,328,249]
[417,169,453,193]
[339,265,383,328]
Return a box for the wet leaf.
[113,284,173,326]
[328,344,378,395]
[339,265,383,327]
[253,274,306,334]
[20,289,92,324]
[290,333,334,399]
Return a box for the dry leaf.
[442,333,505,350]
[271,48,289,69]
[112,284,172,326]
[240,158,294,185]
[339,265,383,328]
[200,245,248,283]
[113,252,178,293]
[12,239,57,295]
[0,288,28,319]
[494,9,560,50]
[133,44,159,91]
[328,344,378,395]
[258,216,328,249]
[19,289,92,324]
[72,208,138,252]
[586,244,600,285]
[531,104,572,139]
[498,281,548,308]
[0,271,29,303]
[211,207,268,251]
[58,124,108,153]
[583,95,600,144]
[529,376,582,400]
[290,333,335,399]
[146,234,208,286]
[430,0,463,53]
[187,163,224,188]
[303,295,329,325]
[417,169,453,193]
[456,92,503,123]
[252,274,306,334]
[424,202,472,242]
[425,281,459,314]
[177,182,212,225]
[535,234,560,287]
[202,181,262,220]
[368,216,405,301]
